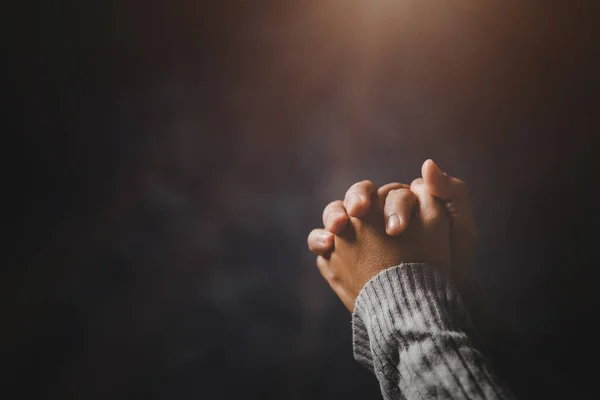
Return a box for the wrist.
[354,263,461,332]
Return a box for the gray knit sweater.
[352,263,516,399]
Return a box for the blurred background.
[5,0,600,398]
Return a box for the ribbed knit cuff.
[352,263,467,363]
[351,263,515,400]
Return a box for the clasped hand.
[307,160,477,312]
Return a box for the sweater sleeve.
[352,263,516,400]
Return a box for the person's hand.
[307,160,478,285]
[313,182,451,312]
[418,159,478,284]
[306,180,419,257]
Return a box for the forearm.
[352,263,516,400]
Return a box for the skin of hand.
[315,182,451,312]
[307,181,419,256]
[307,159,477,285]
[419,160,478,284]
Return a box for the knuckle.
[377,182,409,197]
[390,187,413,200]
[307,230,321,249]
[323,200,343,218]
[386,189,406,205]
[385,189,414,210]
[358,179,375,188]
[410,177,424,188]
[325,200,343,210]
[329,273,341,285]
[324,213,346,230]
[377,183,394,196]
[346,180,374,196]
[307,232,315,247]
[387,188,403,197]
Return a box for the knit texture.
[352,263,516,399]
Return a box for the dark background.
[5,0,600,398]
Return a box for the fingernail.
[348,194,363,210]
[387,214,401,231]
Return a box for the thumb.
[421,159,453,200]
[421,159,478,281]
[421,159,474,223]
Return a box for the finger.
[322,200,349,234]
[383,188,418,236]
[421,159,477,235]
[410,178,439,220]
[316,256,355,312]
[421,159,478,280]
[344,180,377,218]
[316,255,334,281]
[377,182,410,208]
[410,177,424,187]
[410,177,430,206]
[421,159,453,201]
[377,182,410,198]
[307,229,334,255]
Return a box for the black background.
[5,1,600,398]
